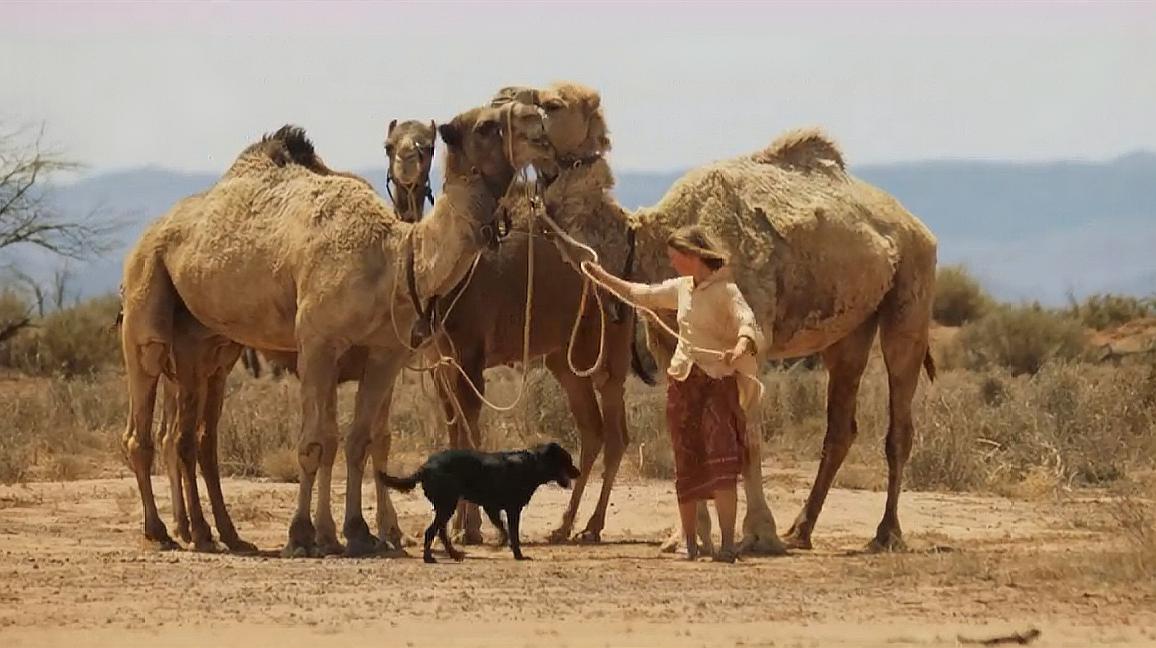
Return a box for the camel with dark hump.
[119,103,552,557]
[502,83,937,553]
[153,120,440,553]
[425,82,651,546]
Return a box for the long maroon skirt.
[666,366,748,503]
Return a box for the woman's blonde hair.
[666,225,729,271]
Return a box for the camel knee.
[298,442,324,474]
[137,341,168,377]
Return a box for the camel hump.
[261,125,323,170]
[753,128,845,171]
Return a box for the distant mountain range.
[5,152,1154,305]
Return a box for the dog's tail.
[376,469,423,493]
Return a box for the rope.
[386,110,545,417]
[536,211,728,360]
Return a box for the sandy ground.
[1,467,1154,648]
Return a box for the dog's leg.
[507,508,530,561]
[437,516,465,562]
[484,507,508,547]
[422,516,440,564]
[424,505,455,564]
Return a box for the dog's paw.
[423,553,437,564]
[514,554,533,561]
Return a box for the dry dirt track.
[1,466,1154,648]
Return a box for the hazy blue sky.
[2,1,1154,174]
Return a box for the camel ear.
[387,119,397,136]
[438,122,462,148]
[541,96,567,112]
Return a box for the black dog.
[378,442,580,563]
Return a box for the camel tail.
[923,348,937,383]
[376,469,423,493]
[629,328,657,386]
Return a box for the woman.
[576,225,764,562]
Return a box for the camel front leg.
[344,347,409,557]
[283,341,341,558]
[441,355,484,545]
[738,418,786,555]
[544,353,604,544]
[576,378,630,543]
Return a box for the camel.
[119,102,552,557]
[426,82,652,545]
[507,83,938,553]
[153,120,440,553]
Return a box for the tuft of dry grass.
[260,448,300,483]
[1,330,1155,509]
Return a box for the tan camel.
[120,103,552,557]
[154,120,440,553]
[427,82,650,545]
[384,119,438,223]
[509,83,937,553]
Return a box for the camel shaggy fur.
[509,83,937,553]
[154,120,439,553]
[120,103,552,557]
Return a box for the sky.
[1,1,1154,175]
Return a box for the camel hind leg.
[158,378,190,544]
[119,257,178,550]
[173,361,217,552]
[782,314,878,550]
[872,287,933,552]
[198,343,258,554]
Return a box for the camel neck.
[409,177,495,300]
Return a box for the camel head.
[493,82,610,179]
[384,119,437,223]
[436,103,552,248]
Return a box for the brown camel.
[120,103,552,557]
[508,83,937,553]
[154,120,440,553]
[427,82,649,545]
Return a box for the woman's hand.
[722,337,752,366]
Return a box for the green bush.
[955,303,1087,375]
[1067,293,1156,330]
[933,265,992,326]
[5,294,121,377]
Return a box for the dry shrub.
[0,372,124,483]
[832,463,885,491]
[626,383,670,478]
[1068,293,1156,330]
[260,448,300,483]
[5,295,121,377]
[904,362,1156,491]
[217,376,309,477]
[951,303,1087,375]
[50,453,95,481]
[933,265,991,326]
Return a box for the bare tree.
[0,123,116,259]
